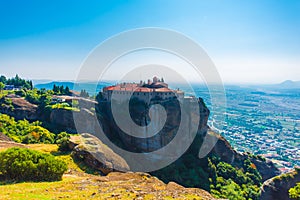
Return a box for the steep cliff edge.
[208,131,280,181]
[260,169,300,200]
[96,97,210,153]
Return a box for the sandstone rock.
[68,135,81,150]
[96,97,210,153]
[95,171,218,200]
[49,109,76,132]
[72,133,130,175]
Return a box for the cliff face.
[261,169,300,200]
[49,108,76,132]
[96,97,210,153]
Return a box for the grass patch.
[0,176,98,200]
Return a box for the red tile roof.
[103,83,183,94]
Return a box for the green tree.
[65,86,70,95]
[80,89,89,98]
[0,113,55,144]
[53,84,59,93]
[0,82,5,94]
[0,75,6,83]
[289,183,300,199]
[29,80,33,90]
[59,85,64,94]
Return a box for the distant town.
[197,86,300,173]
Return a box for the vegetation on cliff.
[289,182,300,199]
[0,113,71,148]
[0,113,55,143]
[151,149,261,199]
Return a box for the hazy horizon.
[29,77,299,86]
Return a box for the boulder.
[72,133,130,175]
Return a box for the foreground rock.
[0,170,218,200]
[72,133,130,175]
[260,168,300,200]
[93,172,218,200]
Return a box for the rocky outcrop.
[49,107,100,134]
[72,133,130,175]
[251,157,281,182]
[261,169,300,200]
[79,96,279,182]
[95,172,218,200]
[0,94,38,120]
[49,109,76,132]
[96,97,210,153]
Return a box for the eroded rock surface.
[72,133,130,175]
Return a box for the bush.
[56,132,71,151]
[290,183,300,199]
[0,147,67,181]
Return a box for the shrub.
[56,132,71,151]
[0,147,67,181]
[290,183,300,199]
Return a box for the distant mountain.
[35,81,75,90]
[278,80,300,88]
[35,81,112,95]
[32,79,55,85]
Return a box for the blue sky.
[0,0,299,83]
